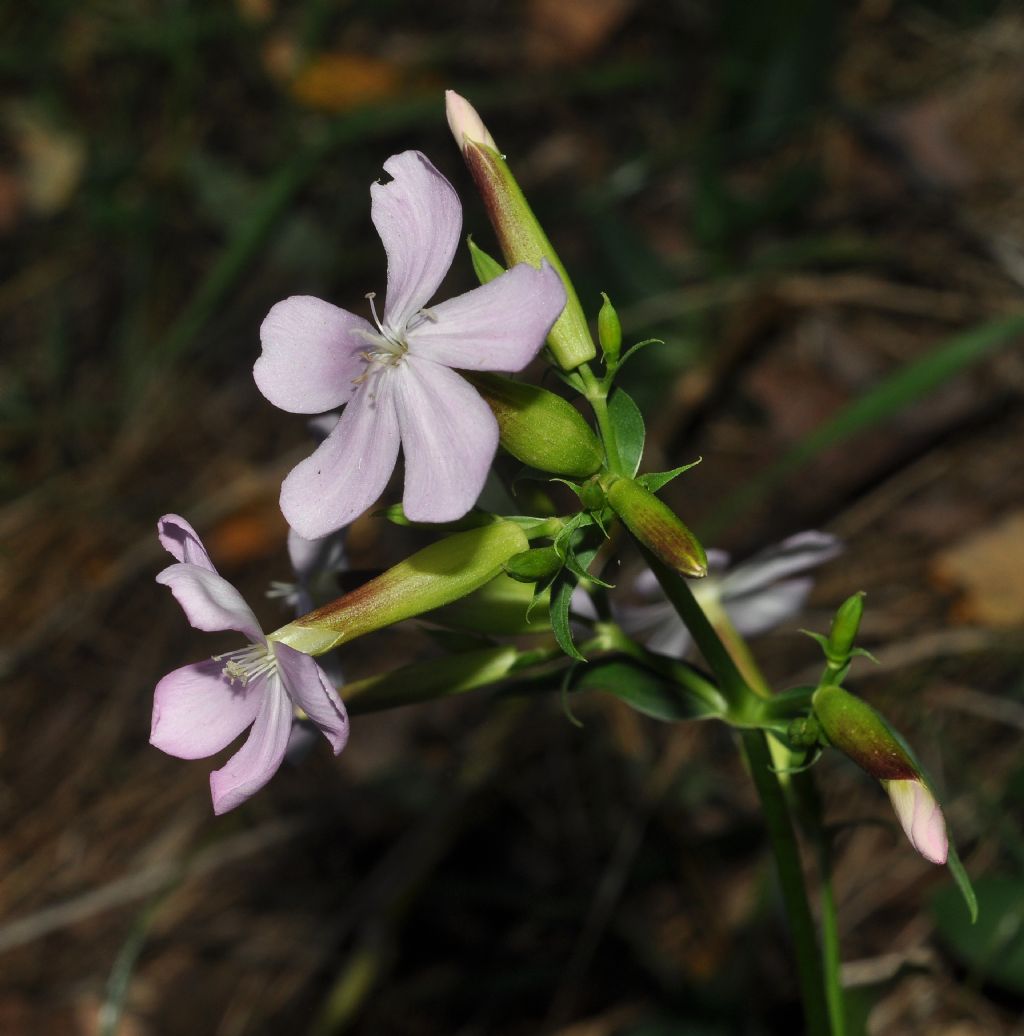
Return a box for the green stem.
[577,362,623,475]
[742,731,831,1036]
[634,539,832,1034]
[637,546,755,719]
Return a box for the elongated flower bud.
[884,778,948,865]
[597,293,622,366]
[433,572,551,635]
[813,685,916,779]
[813,684,948,864]
[445,90,596,371]
[344,645,519,715]
[466,372,603,478]
[605,475,708,578]
[270,521,531,654]
[826,592,865,665]
[504,546,562,583]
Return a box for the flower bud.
[344,645,519,715]
[597,293,622,366]
[445,90,596,372]
[813,684,948,864]
[269,521,531,654]
[433,572,551,635]
[504,546,562,583]
[884,779,948,865]
[605,475,708,578]
[465,373,603,478]
[812,685,916,780]
[826,591,864,665]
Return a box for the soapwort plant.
[151,91,976,1033]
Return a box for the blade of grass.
[708,314,1024,535]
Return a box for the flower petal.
[724,578,814,639]
[209,678,293,814]
[280,375,400,538]
[287,527,348,586]
[371,151,461,333]
[405,261,566,372]
[719,532,841,599]
[275,643,349,754]
[150,659,262,759]
[158,514,216,571]
[156,563,264,642]
[886,779,948,864]
[255,296,373,414]
[393,358,498,522]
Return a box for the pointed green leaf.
[638,458,703,493]
[607,389,645,477]
[467,235,505,285]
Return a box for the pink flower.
[151,515,348,814]
[255,150,567,539]
[885,778,948,864]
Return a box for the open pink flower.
[255,150,567,539]
[152,515,348,814]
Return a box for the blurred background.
[3,0,1024,1033]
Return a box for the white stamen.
[214,643,278,686]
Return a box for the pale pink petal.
[720,532,841,598]
[210,679,293,814]
[255,296,373,414]
[886,779,948,864]
[287,528,347,585]
[371,151,461,333]
[158,514,216,572]
[393,358,498,522]
[275,643,349,754]
[156,563,264,642]
[725,578,813,638]
[279,374,400,538]
[405,261,566,372]
[150,659,262,759]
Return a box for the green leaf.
[615,337,662,372]
[608,388,645,477]
[550,572,586,661]
[933,876,1024,990]
[573,658,719,723]
[467,235,505,285]
[637,458,702,493]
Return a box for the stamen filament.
[214,643,278,686]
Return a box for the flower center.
[214,643,278,686]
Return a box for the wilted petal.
[280,376,400,538]
[406,261,566,372]
[210,679,293,815]
[725,578,814,639]
[720,532,841,599]
[886,779,948,864]
[371,151,461,333]
[151,659,262,759]
[393,358,498,522]
[255,296,372,414]
[158,514,216,572]
[275,642,349,754]
[156,563,263,642]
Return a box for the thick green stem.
[577,362,624,475]
[742,731,831,1036]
